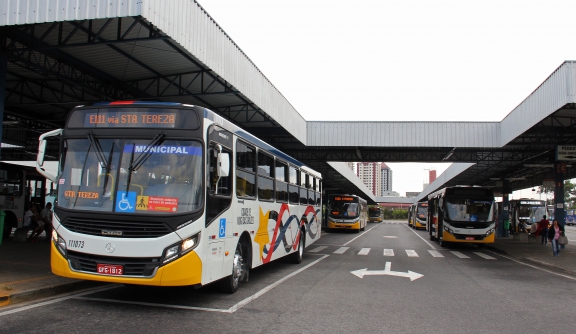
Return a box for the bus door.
[205,124,233,282]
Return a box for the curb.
[486,244,576,277]
[0,280,105,307]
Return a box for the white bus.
[36,101,322,293]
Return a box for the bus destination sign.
[84,111,176,128]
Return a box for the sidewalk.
[1,228,575,308]
[487,233,576,276]
[0,230,102,307]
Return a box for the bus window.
[289,184,299,204]
[289,166,298,185]
[257,151,274,201]
[236,141,256,198]
[275,160,288,203]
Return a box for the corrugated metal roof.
[0,0,141,26]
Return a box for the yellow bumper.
[442,231,495,244]
[328,220,360,230]
[51,242,202,286]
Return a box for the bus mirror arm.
[36,129,63,182]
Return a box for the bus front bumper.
[51,242,203,286]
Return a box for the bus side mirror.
[37,140,47,166]
[217,152,229,177]
[36,129,62,182]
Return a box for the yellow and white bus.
[408,202,428,230]
[427,187,495,247]
[368,206,383,223]
[36,101,322,293]
[326,194,368,232]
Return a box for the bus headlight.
[52,230,67,257]
[162,232,200,265]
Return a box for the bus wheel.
[439,237,446,248]
[288,230,305,264]
[220,242,244,294]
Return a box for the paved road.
[1,221,574,333]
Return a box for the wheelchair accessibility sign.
[219,218,226,238]
[116,191,137,213]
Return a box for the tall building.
[356,162,393,196]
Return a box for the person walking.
[40,202,53,241]
[539,215,550,245]
[547,219,565,257]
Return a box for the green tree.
[536,179,576,209]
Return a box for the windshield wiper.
[87,131,110,172]
[128,132,166,172]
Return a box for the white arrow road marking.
[383,248,394,256]
[383,236,398,238]
[473,252,496,260]
[405,250,419,257]
[428,250,444,257]
[350,262,424,281]
[358,248,371,255]
[450,251,470,259]
[308,246,328,253]
[333,247,349,254]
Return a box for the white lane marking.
[358,248,371,255]
[308,246,328,253]
[342,224,380,246]
[351,262,424,281]
[428,250,444,257]
[383,249,395,256]
[485,250,576,281]
[77,255,331,314]
[406,250,419,257]
[0,285,119,317]
[404,224,436,250]
[450,251,470,259]
[473,252,496,260]
[333,247,350,254]
[383,236,398,238]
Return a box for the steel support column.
[554,163,566,226]
[0,39,6,157]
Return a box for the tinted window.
[275,161,287,182]
[289,185,299,204]
[289,166,298,185]
[237,142,255,172]
[258,152,273,177]
[258,176,274,201]
[276,181,288,202]
[236,170,256,198]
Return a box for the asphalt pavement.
[1,222,575,307]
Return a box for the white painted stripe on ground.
[405,224,436,250]
[308,246,328,253]
[342,224,379,246]
[358,248,371,255]
[333,247,350,254]
[428,250,444,257]
[383,249,394,256]
[450,251,470,259]
[406,249,419,257]
[0,285,119,317]
[485,250,576,281]
[473,252,496,260]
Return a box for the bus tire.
[288,230,305,264]
[439,237,446,248]
[220,242,245,294]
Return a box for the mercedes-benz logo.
[105,243,115,253]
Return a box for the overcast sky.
[197,0,576,197]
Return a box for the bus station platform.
[1,227,575,307]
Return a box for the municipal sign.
[556,145,576,161]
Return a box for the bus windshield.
[58,137,203,214]
[417,204,428,219]
[518,205,546,223]
[330,201,359,219]
[368,207,381,217]
[445,198,494,222]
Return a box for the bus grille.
[61,218,172,238]
[67,251,160,277]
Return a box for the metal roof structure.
[1,1,576,204]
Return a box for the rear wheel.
[220,242,245,294]
[288,230,305,264]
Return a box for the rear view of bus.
[428,187,496,247]
[327,195,367,232]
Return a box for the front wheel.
[288,230,305,264]
[220,242,245,294]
